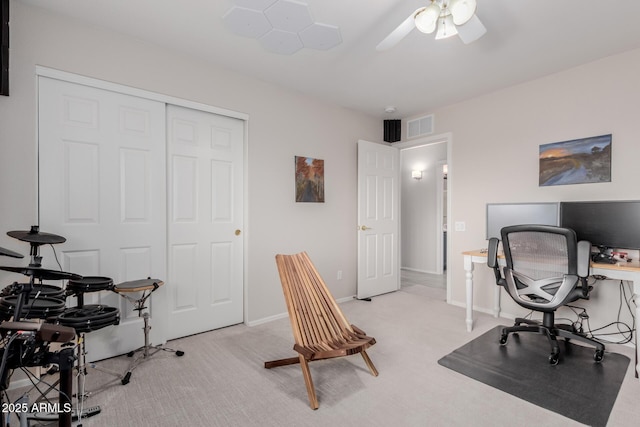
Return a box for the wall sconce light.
[412,170,422,180]
[442,164,448,179]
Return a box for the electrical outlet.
[455,221,466,232]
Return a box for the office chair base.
[500,316,605,365]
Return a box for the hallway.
[400,269,446,300]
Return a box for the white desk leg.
[494,286,501,318]
[463,255,474,332]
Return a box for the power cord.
[564,279,636,344]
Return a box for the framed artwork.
[295,156,324,202]
[539,134,611,186]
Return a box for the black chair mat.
[438,326,630,427]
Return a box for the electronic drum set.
[0,226,182,427]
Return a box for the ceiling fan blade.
[376,10,420,51]
[456,14,486,44]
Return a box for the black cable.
[578,279,636,344]
[0,333,20,380]
[620,279,636,325]
[19,365,71,406]
[18,244,66,322]
[0,389,10,426]
[49,243,63,271]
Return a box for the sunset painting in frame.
[539,134,611,186]
[295,156,324,202]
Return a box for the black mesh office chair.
[487,225,605,365]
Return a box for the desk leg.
[494,286,501,318]
[463,255,474,332]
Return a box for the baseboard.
[401,267,441,275]
[246,312,288,327]
[401,267,429,273]
[449,299,497,317]
[246,295,356,327]
[336,295,355,304]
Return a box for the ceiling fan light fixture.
[449,0,477,26]
[435,14,458,40]
[414,3,441,34]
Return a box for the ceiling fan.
[376,0,486,51]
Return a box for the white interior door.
[38,77,167,361]
[166,105,244,339]
[357,140,400,299]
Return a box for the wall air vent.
[406,114,434,139]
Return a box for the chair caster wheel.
[594,349,604,363]
[176,350,185,357]
[499,334,508,345]
[548,353,559,365]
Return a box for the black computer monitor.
[560,200,640,255]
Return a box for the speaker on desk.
[383,119,401,143]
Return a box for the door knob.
[235,229,241,236]
[360,225,372,231]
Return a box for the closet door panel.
[167,105,244,339]
[38,77,167,361]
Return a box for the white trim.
[242,120,251,326]
[35,66,249,121]
[401,267,440,275]
[245,295,356,327]
[435,159,447,275]
[401,267,430,274]
[335,296,355,304]
[246,311,289,327]
[394,131,451,150]
[445,134,453,305]
[449,300,496,317]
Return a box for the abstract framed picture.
[295,156,324,202]
[539,134,611,186]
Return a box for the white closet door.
[38,77,167,361]
[167,105,244,339]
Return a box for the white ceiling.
[19,0,640,119]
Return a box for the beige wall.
[0,1,380,323]
[420,47,640,329]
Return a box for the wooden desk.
[462,249,640,377]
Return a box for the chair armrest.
[577,240,591,297]
[487,238,499,268]
[577,240,591,278]
[487,238,505,287]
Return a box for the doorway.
[396,134,451,302]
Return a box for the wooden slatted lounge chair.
[264,251,378,409]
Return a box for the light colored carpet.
[9,285,640,426]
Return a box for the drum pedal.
[29,405,100,422]
[73,405,101,420]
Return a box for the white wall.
[400,143,447,273]
[410,47,640,332]
[0,1,380,324]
